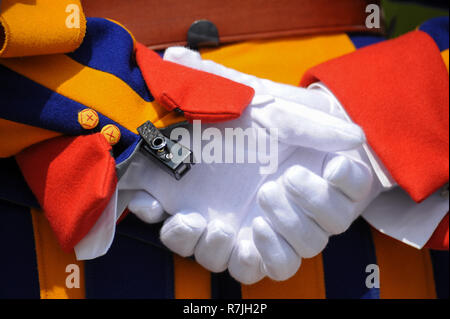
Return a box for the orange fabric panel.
[0,118,61,158]
[200,33,356,86]
[371,228,437,299]
[174,255,211,299]
[0,0,86,57]
[31,209,85,299]
[241,255,325,299]
[441,49,449,72]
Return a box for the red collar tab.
[135,42,254,123]
[16,134,117,252]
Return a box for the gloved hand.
[117,47,367,283]
[160,48,382,284]
[122,142,378,285]
[118,189,168,224]
[225,82,385,284]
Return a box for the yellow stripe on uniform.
[0,0,86,58]
[0,119,61,157]
[242,256,326,299]
[0,54,185,134]
[201,33,356,85]
[31,209,85,299]
[173,255,211,299]
[371,228,437,299]
[441,49,449,72]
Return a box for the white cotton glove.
[230,151,376,284]
[116,47,367,283]
[117,189,168,224]
[159,48,381,283]
[229,83,385,284]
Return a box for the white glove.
[160,48,380,283]
[227,147,376,284]
[117,47,367,282]
[246,83,387,284]
[117,189,168,224]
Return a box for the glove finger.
[228,227,266,285]
[160,211,207,257]
[252,101,366,152]
[283,166,356,235]
[258,181,329,258]
[164,47,268,94]
[252,216,301,281]
[194,219,236,273]
[257,80,335,113]
[128,190,168,224]
[323,154,373,202]
[164,46,202,66]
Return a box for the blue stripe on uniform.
[0,157,39,208]
[211,271,242,299]
[430,249,449,299]
[322,218,380,299]
[68,18,154,102]
[0,65,139,162]
[0,200,40,299]
[115,214,244,299]
[419,16,450,51]
[348,33,386,49]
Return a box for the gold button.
[101,124,121,146]
[78,109,99,130]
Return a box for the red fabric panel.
[301,31,449,203]
[16,134,117,252]
[116,208,130,224]
[425,213,449,251]
[135,42,254,122]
